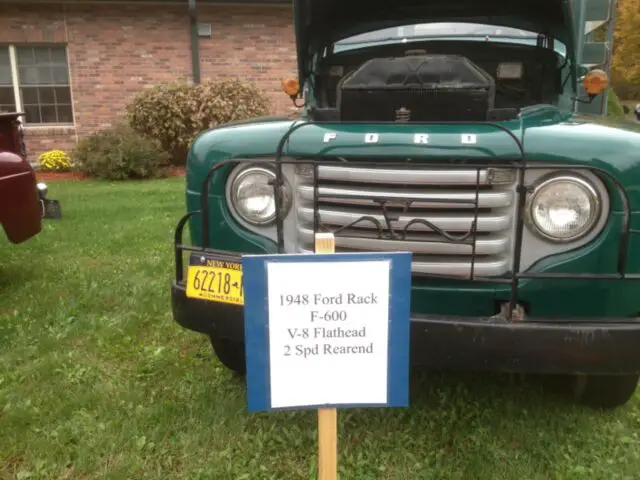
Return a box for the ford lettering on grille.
[321,133,477,145]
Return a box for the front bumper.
[172,281,640,375]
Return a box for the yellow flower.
[39,150,72,172]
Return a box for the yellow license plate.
[186,263,244,306]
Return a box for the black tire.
[208,336,246,376]
[574,374,639,409]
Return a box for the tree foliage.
[612,0,640,98]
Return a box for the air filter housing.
[338,53,496,122]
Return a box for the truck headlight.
[36,182,48,199]
[526,174,601,243]
[229,165,290,226]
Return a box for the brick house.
[0,0,296,163]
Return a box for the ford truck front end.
[171,0,640,409]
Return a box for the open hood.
[294,0,574,83]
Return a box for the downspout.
[572,0,587,113]
[188,0,201,84]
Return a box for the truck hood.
[294,0,574,82]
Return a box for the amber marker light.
[282,78,301,99]
[583,69,609,97]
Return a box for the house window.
[0,45,73,125]
[0,48,16,113]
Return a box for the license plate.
[185,254,244,306]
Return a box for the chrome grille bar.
[297,207,512,233]
[296,248,510,277]
[298,227,510,255]
[316,165,516,185]
[297,185,513,209]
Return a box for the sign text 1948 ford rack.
[170,0,640,409]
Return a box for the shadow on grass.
[0,263,37,293]
[204,365,599,479]
[211,364,589,431]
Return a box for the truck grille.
[295,163,516,277]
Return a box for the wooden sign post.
[315,233,338,480]
[242,235,412,479]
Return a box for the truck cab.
[0,112,47,244]
[171,0,640,409]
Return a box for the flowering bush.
[127,79,272,165]
[39,149,72,172]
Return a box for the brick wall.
[0,2,297,162]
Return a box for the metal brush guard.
[174,120,640,321]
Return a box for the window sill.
[24,125,76,136]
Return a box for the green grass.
[2,179,640,480]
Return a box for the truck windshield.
[334,22,566,56]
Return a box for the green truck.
[171,0,640,409]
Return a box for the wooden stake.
[318,408,338,480]
[315,232,338,480]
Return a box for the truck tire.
[574,374,639,409]
[209,336,246,376]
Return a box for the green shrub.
[126,79,272,165]
[607,89,626,119]
[72,124,171,181]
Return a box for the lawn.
[2,179,640,480]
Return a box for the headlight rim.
[524,172,602,244]
[228,163,291,227]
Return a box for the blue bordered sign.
[242,252,412,413]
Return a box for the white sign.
[266,259,391,409]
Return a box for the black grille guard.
[173,120,640,321]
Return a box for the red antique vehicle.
[0,112,49,244]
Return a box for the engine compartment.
[310,40,565,122]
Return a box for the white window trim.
[5,44,75,128]
[8,46,21,112]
